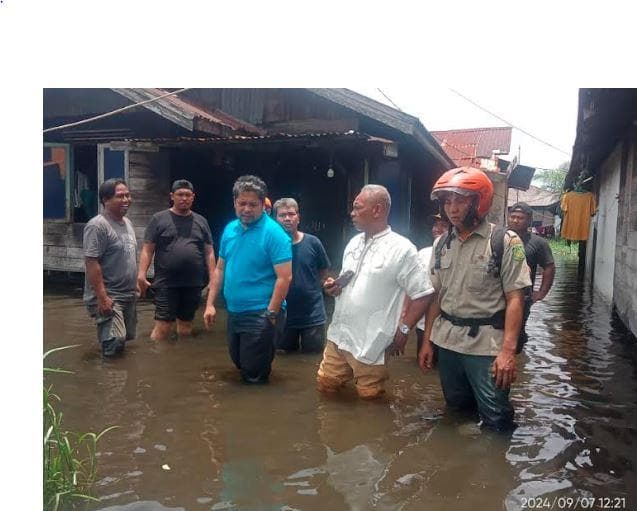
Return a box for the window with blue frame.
[44,143,126,222]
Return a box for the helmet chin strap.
[461,196,481,229]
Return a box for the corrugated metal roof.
[306,89,454,169]
[507,185,560,208]
[123,130,370,146]
[112,88,264,136]
[431,127,512,165]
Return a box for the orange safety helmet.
[431,166,494,220]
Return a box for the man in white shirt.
[318,184,435,399]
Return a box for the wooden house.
[43,88,453,273]
[565,88,637,337]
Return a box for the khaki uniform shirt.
[428,220,531,356]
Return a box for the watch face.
[400,324,409,334]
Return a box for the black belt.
[440,309,505,338]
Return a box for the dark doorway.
[167,144,357,269]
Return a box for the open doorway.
[72,145,98,223]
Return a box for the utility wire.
[376,88,479,160]
[377,88,403,112]
[43,88,191,134]
[448,88,571,157]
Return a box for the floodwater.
[43,258,637,511]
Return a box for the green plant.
[532,160,570,193]
[43,345,117,511]
[548,238,578,259]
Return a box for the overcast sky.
[352,86,578,171]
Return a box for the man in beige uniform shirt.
[418,167,531,432]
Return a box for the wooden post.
[577,240,587,278]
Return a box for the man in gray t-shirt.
[83,178,139,357]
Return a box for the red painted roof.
[430,127,512,166]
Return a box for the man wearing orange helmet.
[418,167,531,432]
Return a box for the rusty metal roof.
[112,88,264,136]
[122,130,371,146]
[431,127,512,166]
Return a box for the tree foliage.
[532,160,570,192]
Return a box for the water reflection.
[42,259,637,510]
[505,262,637,510]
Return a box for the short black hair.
[99,178,127,206]
[171,179,194,193]
[509,202,533,218]
[232,175,268,201]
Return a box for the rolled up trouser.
[87,299,137,357]
[317,341,388,399]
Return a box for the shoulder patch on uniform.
[508,235,523,246]
[512,243,526,261]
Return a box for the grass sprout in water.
[43,345,117,511]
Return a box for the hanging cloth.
[560,191,596,241]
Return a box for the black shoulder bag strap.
[432,230,453,273]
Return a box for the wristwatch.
[398,322,410,335]
[264,310,278,320]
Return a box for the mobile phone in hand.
[333,270,355,288]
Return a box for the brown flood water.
[44,258,637,511]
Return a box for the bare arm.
[204,243,216,285]
[267,261,293,313]
[402,294,432,331]
[85,257,113,315]
[137,242,155,297]
[533,263,555,302]
[203,258,225,329]
[418,292,440,370]
[388,293,434,356]
[400,297,411,321]
[492,288,525,388]
[319,268,329,286]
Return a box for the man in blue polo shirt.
[203,175,292,384]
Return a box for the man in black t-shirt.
[138,180,216,341]
[273,198,331,353]
[508,202,555,352]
